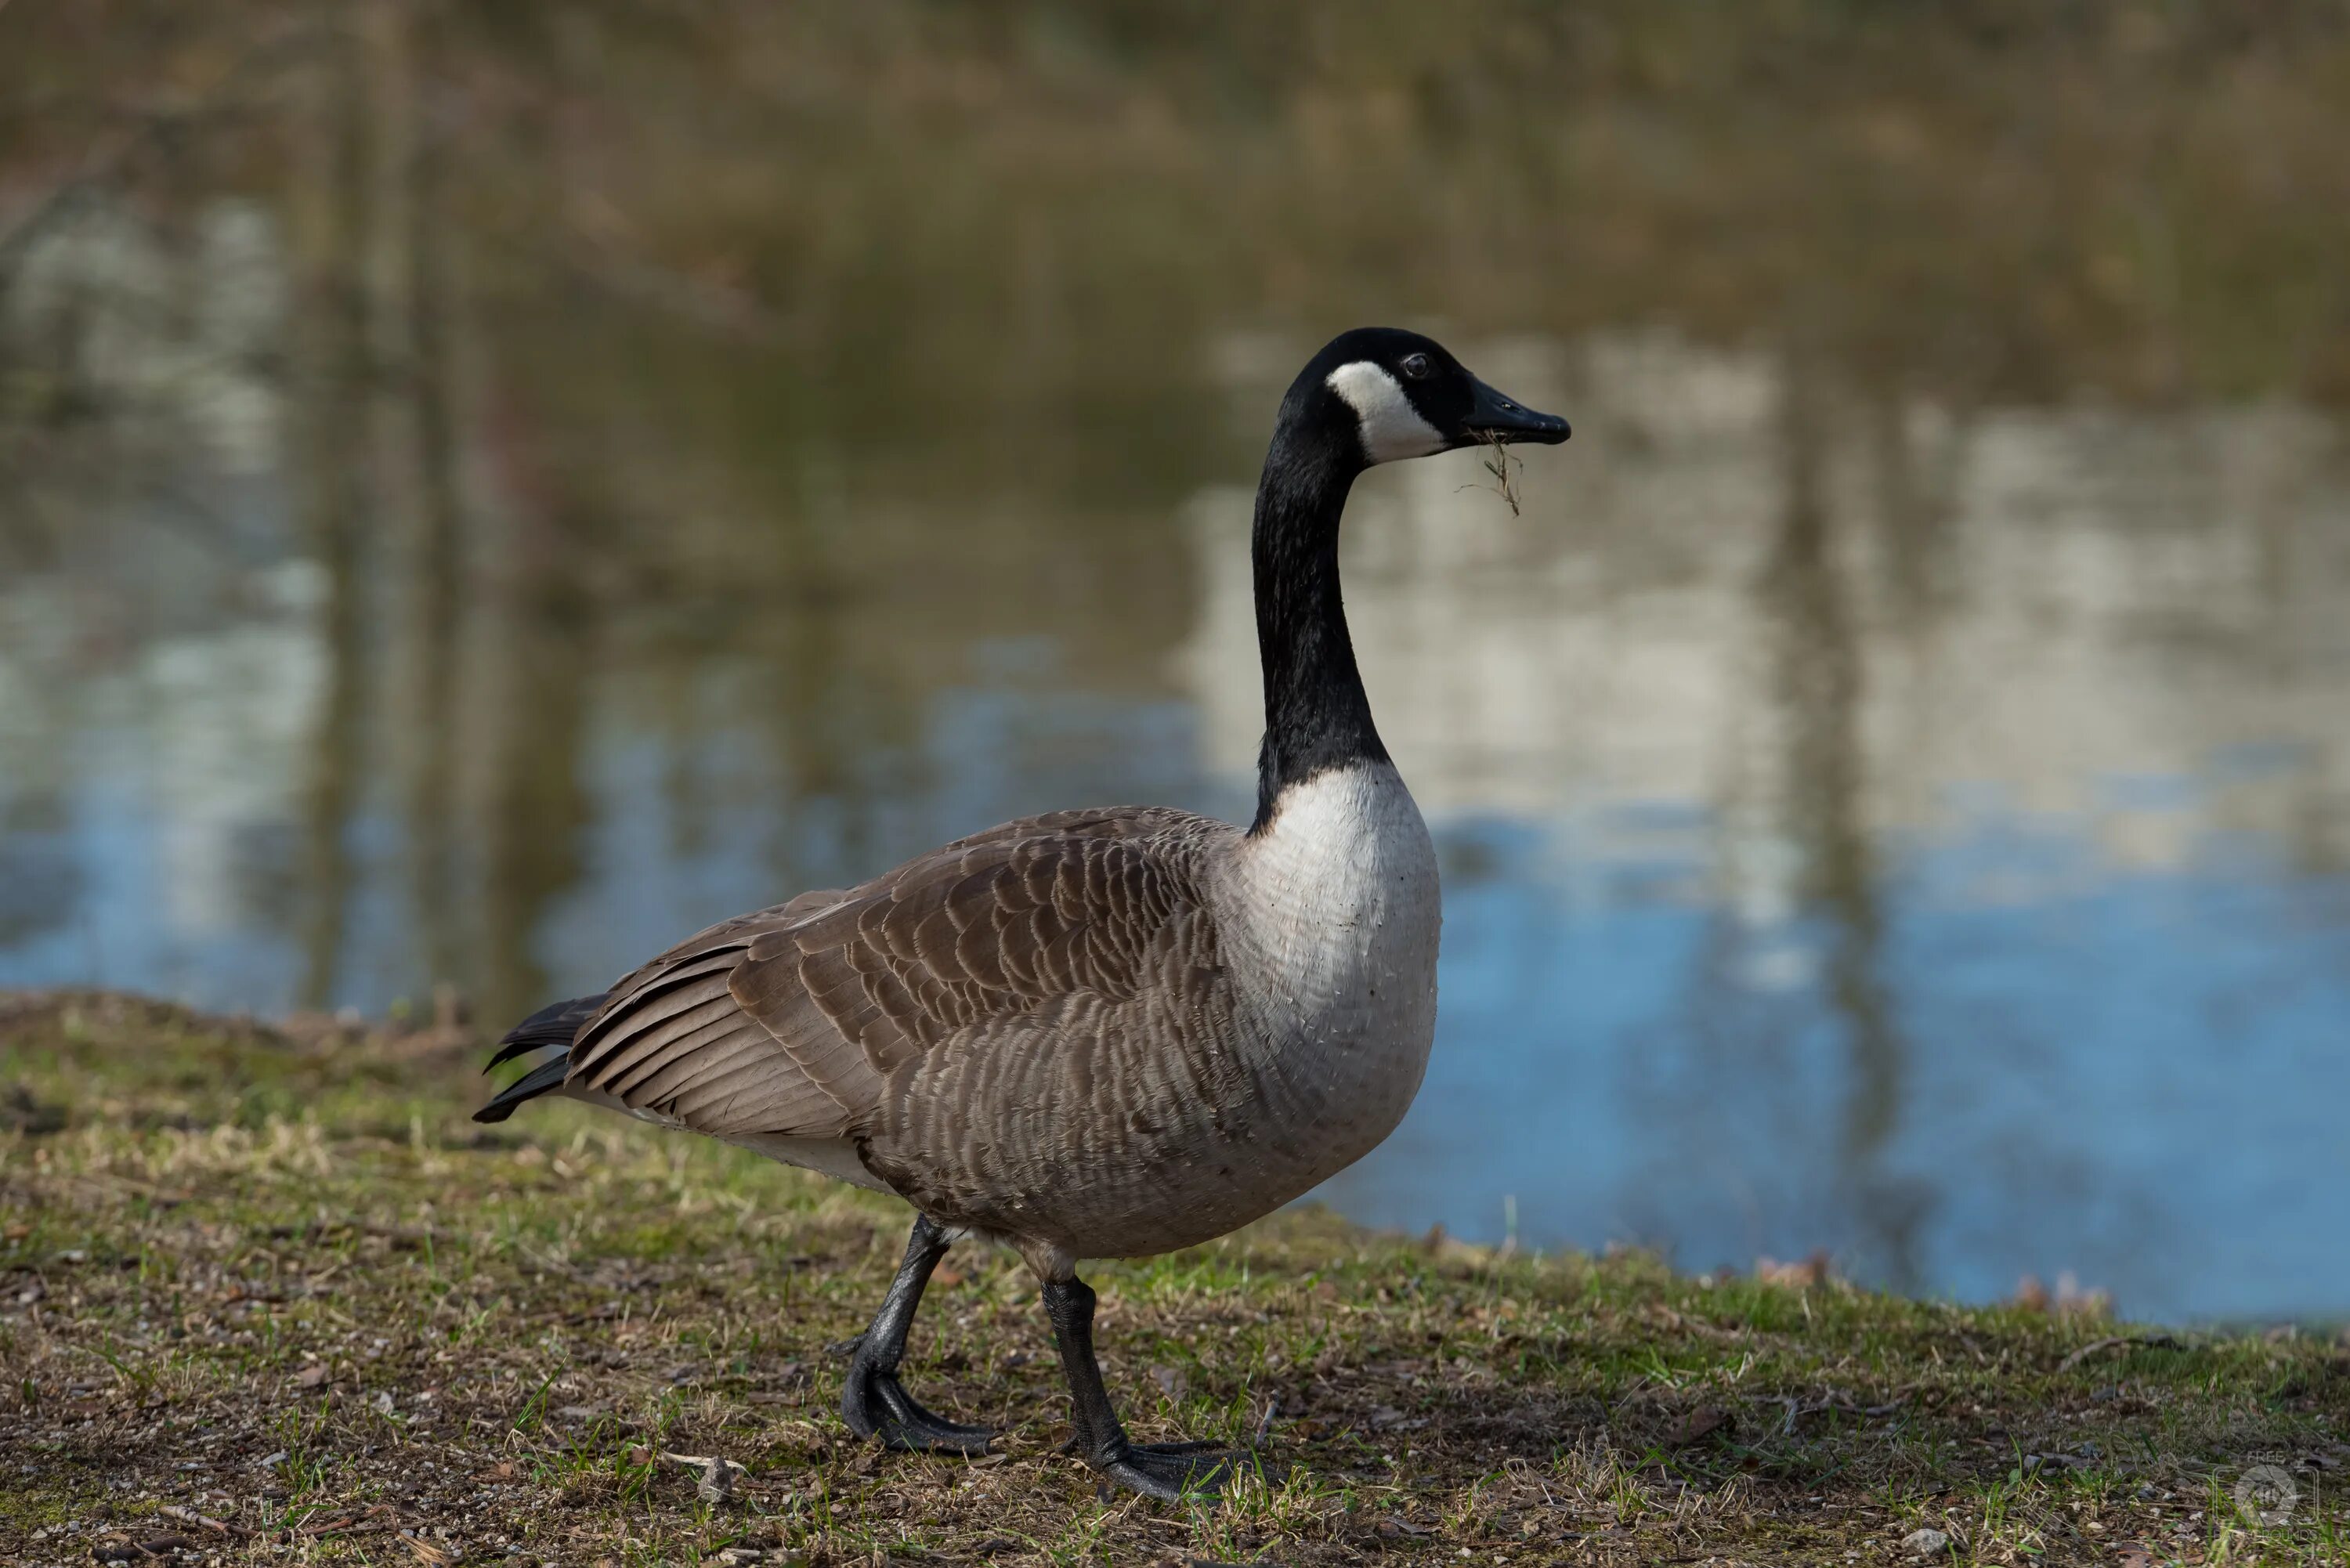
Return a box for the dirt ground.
[3,992,2344,1566]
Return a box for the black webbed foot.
[1089,1438,1263,1500]
[1041,1271,1281,1503]
[841,1358,994,1455]
[835,1216,992,1457]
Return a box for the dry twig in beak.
[1461,431,1524,515]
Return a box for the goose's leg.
[839,1215,992,1454]
[1043,1273,1252,1501]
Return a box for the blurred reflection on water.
[4,8,2348,1324]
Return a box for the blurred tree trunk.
[287,12,368,1012]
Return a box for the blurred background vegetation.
[12,2,2350,408]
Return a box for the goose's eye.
[1398,353,1431,381]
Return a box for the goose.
[474,327,1569,1498]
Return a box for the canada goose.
[475,327,1568,1498]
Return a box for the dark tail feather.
[474,1052,572,1123]
[483,992,607,1073]
[474,992,606,1124]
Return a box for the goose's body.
[525,769,1436,1267]
[478,328,1566,1498]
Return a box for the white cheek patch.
[1325,361,1444,464]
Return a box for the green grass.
[2,991,2345,1565]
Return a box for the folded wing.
[559,807,1209,1141]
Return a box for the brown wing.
[561,807,1213,1140]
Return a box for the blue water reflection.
[1335,812,2350,1324]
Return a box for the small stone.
[1902,1526,1950,1558]
[1667,1405,1733,1447]
[661,1451,747,1505]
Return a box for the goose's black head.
[1245,327,1571,830]
[1282,327,1570,470]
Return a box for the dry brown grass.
[3,992,2346,1566]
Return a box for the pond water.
[4,11,2348,1327]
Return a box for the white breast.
[1214,763,1442,1115]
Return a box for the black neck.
[1249,414,1385,832]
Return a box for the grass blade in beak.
[1459,430,1523,516]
